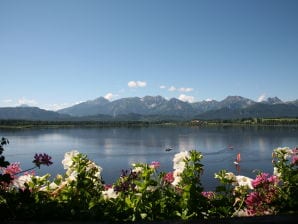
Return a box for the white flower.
[13,174,33,189]
[102,188,118,200]
[233,209,249,217]
[235,175,253,189]
[224,172,236,181]
[62,150,80,170]
[86,161,103,179]
[173,151,190,172]
[171,175,182,186]
[173,151,190,167]
[66,170,78,182]
[132,166,143,173]
[48,182,58,190]
[273,167,281,178]
[173,169,182,178]
[174,162,185,174]
[171,167,184,187]
[146,186,158,192]
[274,147,293,160]
[170,151,191,187]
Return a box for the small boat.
[165,147,173,152]
[233,153,241,164]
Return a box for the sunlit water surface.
[1,126,297,190]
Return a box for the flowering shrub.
[272,147,298,212]
[0,138,298,221]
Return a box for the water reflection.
[0,126,297,190]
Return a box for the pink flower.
[267,175,279,184]
[292,147,298,154]
[292,155,298,165]
[245,192,262,215]
[252,173,269,188]
[104,184,113,190]
[150,161,160,169]
[201,191,215,200]
[3,162,22,178]
[163,172,174,184]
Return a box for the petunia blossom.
[62,150,79,170]
[102,188,118,200]
[235,175,254,189]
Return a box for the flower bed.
[1,137,298,222]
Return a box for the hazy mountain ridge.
[58,95,287,118]
[0,107,70,121]
[0,95,297,121]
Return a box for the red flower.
[163,172,174,183]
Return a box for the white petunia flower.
[132,166,143,173]
[235,175,254,189]
[102,188,118,200]
[62,150,80,170]
[171,175,182,186]
[233,209,249,217]
[49,182,59,190]
[274,147,293,160]
[13,174,33,189]
[173,151,190,169]
[273,167,281,178]
[224,172,236,181]
[66,170,78,182]
[86,161,103,179]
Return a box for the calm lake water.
[1,126,297,190]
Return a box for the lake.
[1,126,297,190]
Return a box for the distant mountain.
[1,95,297,121]
[58,96,196,118]
[57,95,298,120]
[218,96,255,109]
[0,107,70,121]
[196,103,298,120]
[58,97,110,116]
[263,97,283,104]
[192,100,220,113]
[287,99,298,107]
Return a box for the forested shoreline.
[0,118,297,129]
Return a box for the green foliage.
[272,147,298,211]
[1,137,298,221]
[0,137,11,189]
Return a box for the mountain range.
[0,96,297,121]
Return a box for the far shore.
[0,118,297,129]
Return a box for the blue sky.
[1,0,297,110]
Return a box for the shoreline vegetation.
[0,118,298,129]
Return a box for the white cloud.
[205,98,214,102]
[257,94,266,102]
[178,94,195,103]
[167,86,194,92]
[104,93,115,100]
[160,85,166,89]
[137,81,147,87]
[179,87,193,92]
[128,81,147,88]
[168,86,176,91]
[18,97,37,106]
